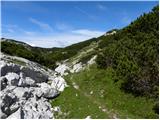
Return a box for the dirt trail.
[73,83,118,119]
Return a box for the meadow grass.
[51,64,158,119]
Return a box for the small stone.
[0,76,8,90]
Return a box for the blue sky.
[1,1,158,48]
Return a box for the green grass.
[50,64,158,119]
[12,59,26,66]
[8,59,26,66]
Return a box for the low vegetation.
[96,5,159,99]
[51,65,158,119]
[1,37,97,69]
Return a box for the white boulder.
[22,97,53,119]
[55,64,70,76]
[5,72,19,86]
[87,55,97,65]
[85,116,91,119]
[13,87,33,100]
[18,74,36,87]
[70,63,83,73]
[51,76,68,92]
[38,83,59,99]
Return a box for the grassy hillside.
[51,64,158,119]
[51,5,159,118]
[1,37,96,69]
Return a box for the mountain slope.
[50,5,159,118]
[1,5,159,119]
[96,5,159,98]
[1,37,97,69]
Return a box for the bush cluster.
[96,5,159,99]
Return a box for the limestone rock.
[0,76,8,90]
[21,67,48,83]
[38,83,59,99]
[51,76,68,92]
[85,116,91,119]
[1,62,20,76]
[18,74,36,87]
[22,97,53,119]
[87,55,97,65]
[7,107,23,119]
[1,54,64,119]
[55,64,70,76]
[1,92,18,115]
[70,62,83,73]
[13,87,33,100]
[5,73,20,86]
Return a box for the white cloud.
[71,29,104,37]
[7,29,14,33]
[29,18,53,32]
[3,24,35,35]
[97,4,107,11]
[2,24,105,48]
[55,23,73,31]
[3,29,105,48]
[24,31,36,36]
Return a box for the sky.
[1,1,158,48]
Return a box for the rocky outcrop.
[51,76,68,92]
[55,64,70,76]
[87,55,97,65]
[0,49,98,119]
[0,54,68,119]
[1,61,20,76]
[70,62,84,73]
[54,55,97,76]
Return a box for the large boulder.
[1,62,20,76]
[21,67,48,83]
[38,83,59,99]
[87,55,97,65]
[13,87,33,100]
[0,55,65,119]
[55,64,70,76]
[70,63,83,73]
[5,73,20,86]
[18,72,36,87]
[1,92,18,115]
[51,76,68,92]
[22,97,53,119]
